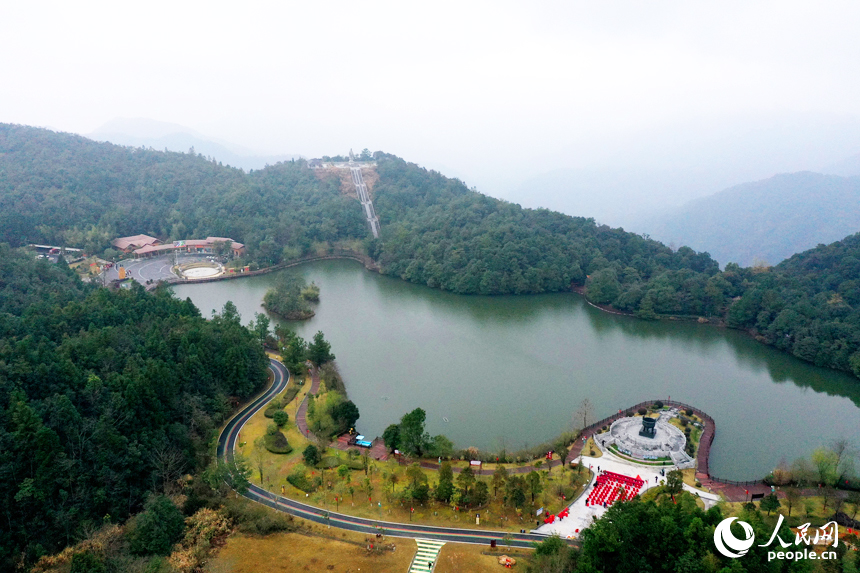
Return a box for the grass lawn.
[607,444,673,466]
[722,494,857,526]
[434,543,533,572]
[234,370,589,533]
[582,437,602,458]
[205,530,415,573]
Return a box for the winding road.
[216,358,549,547]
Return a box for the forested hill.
[720,233,860,375]
[0,123,368,260]
[372,154,719,295]
[0,246,269,567]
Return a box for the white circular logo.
[714,517,755,558]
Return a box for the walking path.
[295,365,321,439]
[408,539,444,572]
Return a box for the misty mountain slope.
[642,172,860,267]
[506,167,726,230]
[89,117,299,171]
[821,152,860,177]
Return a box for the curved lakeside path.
[295,365,321,439]
[217,358,549,547]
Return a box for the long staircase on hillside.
[409,539,445,572]
[349,150,380,238]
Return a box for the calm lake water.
[174,259,860,480]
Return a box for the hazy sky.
[3,1,860,195]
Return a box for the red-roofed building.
[112,234,160,253]
[128,236,246,258]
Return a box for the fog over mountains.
[639,171,860,268]
[89,118,300,171]
[503,112,860,231]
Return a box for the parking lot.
[104,254,216,286]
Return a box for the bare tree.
[252,438,267,485]
[784,487,801,517]
[150,446,186,494]
[846,492,860,522]
[822,485,836,512]
[573,398,594,432]
[831,438,857,484]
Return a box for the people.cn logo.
[714,517,756,558]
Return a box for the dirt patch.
[313,166,378,198]
[205,530,415,573]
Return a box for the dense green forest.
[3,123,860,380]
[0,246,268,567]
[372,154,719,296]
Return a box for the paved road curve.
[216,358,551,548]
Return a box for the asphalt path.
[216,358,551,548]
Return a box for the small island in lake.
[263,275,319,320]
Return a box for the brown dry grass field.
[434,543,532,573]
[205,530,415,573]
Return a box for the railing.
[575,399,764,487]
[156,250,378,288]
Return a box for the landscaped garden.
[235,365,592,532]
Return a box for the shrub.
[223,499,296,535]
[264,398,284,418]
[273,410,289,427]
[127,495,185,556]
[625,410,633,417]
[263,430,293,454]
[287,470,318,493]
[283,384,301,405]
[70,551,106,573]
[303,444,321,466]
[654,401,664,409]
[684,408,693,416]
[680,417,688,427]
[637,408,647,415]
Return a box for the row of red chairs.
[542,507,570,524]
[586,472,643,507]
[595,471,644,488]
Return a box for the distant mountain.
[507,167,730,229]
[821,152,860,177]
[88,117,300,171]
[502,112,860,229]
[642,172,860,267]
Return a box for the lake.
[174,259,860,480]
